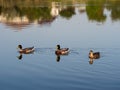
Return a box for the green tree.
[86,1,106,22]
[59,7,75,19]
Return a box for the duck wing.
[93,52,100,59]
[61,48,69,51]
[93,52,100,55]
[24,46,34,50]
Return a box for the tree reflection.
[21,7,52,22]
[0,6,53,22]
[106,1,120,21]
[0,0,120,28]
[86,1,106,22]
[59,7,75,19]
[111,8,120,21]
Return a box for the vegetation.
[106,1,120,21]
[59,7,75,19]
[20,7,52,22]
[0,0,120,23]
[86,1,106,22]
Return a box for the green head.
[56,45,60,50]
[18,45,22,49]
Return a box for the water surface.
[0,1,120,90]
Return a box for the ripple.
[1,48,120,90]
[34,48,55,54]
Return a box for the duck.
[55,45,69,55]
[89,50,100,59]
[17,45,34,54]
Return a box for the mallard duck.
[55,45,69,55]
[17,45,34,54]
[89,50,100,59]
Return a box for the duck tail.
[30,46,34,50]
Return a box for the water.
[0,1,120,90]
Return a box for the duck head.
[18,45,22,50]
[56,45,60,50]
[89,50,93,53]
[89,50,94,58]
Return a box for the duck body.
[55,48,69,55]
[89,50,100,59]
[18,45,34,54]
[55,45,69,55]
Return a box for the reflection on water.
[89,58,100,65]
[0,0,120,29]
[17,54,23,60]
[16,47,80,62]
[0,1,120,90]
[56,55,60,62]
[2,48,120,90]
[17,53,34,60]
[17,47,102,64]
[56,54,69,62]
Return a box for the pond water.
[0,1,120,90]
